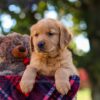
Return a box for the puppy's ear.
[30,25,35,53]
[30,24,36,34]
[30,36,34,53]
[59,23,72,49]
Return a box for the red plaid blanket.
[0,75,80,100]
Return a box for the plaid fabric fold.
[0,75,80,100]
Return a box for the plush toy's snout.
[12,45,28,58]
[18,46,26,52]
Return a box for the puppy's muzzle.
[38,41,45,51]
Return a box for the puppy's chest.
[39,56,61,76]
[47,57,60,67]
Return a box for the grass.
[77,88,92,100]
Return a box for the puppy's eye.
[34,33,39,37]
[47,32,54,36]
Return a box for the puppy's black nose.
[18,46,26,52]
[38,41,45,49]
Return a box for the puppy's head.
[30,19,72,55]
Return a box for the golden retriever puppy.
[20,18,79,95]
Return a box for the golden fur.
[20,19,79,95]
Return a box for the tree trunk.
[92,85,100,100]
[81,1,100,100]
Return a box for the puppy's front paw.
[19,65,37,94]
[20,79,35,94]
[55,79,71,95]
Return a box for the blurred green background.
[0,0,100,100]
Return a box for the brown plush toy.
[0,32,30,75]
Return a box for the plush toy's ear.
[58,22,72,49]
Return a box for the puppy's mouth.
[36,47,59,57]
[37,46,56,54]
[38,48,46,53]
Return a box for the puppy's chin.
[43,49,59,58]
[47,50,59,57]
[34,48,48,57]
[35,48,59,58]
